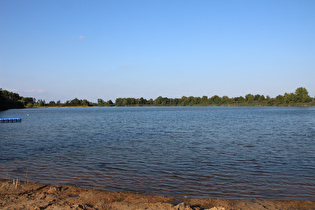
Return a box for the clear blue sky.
[1,0,314,102]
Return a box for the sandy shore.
[1,179,314,210]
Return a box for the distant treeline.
[114,87,314,106]
[0,87,314,110]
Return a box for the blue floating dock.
[0,118,22,123]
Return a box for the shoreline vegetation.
[1,179,314,210]
[0,87,314,110]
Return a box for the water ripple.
[1,107,315,200]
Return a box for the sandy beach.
[1,179,314,210]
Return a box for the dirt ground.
[1,179,314,210]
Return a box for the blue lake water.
[0,106,314,200]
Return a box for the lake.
[0,106,314,200]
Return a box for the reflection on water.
[0,107,314,200]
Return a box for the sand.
[1,179,314,210]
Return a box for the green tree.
[154,96,163,106]
[122,98,136,106]
[180,96,188,106]
[200,96,208,105]
[187,96,196,105]
[138,97,146,105]
[170,98,180,106]
[267,98,276,106]
[148,98,154,105]
[82,99,90,106]
[245,94,254,103]
[254,94,260,101]
[48,101,56,106]
[105,100,114,106]
[0,89,24,109]
[70,98,80,106]
[234,96,245,104]
[258,95,266,102]
[21,97,36,106]
[38,99,46,107]
[284,93,296,103]
[275,95,284,104]
[221,96,230,104]
[97,98,105,106]
[115,98,124,106]
[295,87,312,102]
[160,97,170,106]
[209,95,221,105]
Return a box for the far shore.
[15,103,315,109]
[1,179,314,210]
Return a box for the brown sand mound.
[1,179,314,210]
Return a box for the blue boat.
[0,118,22,123]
